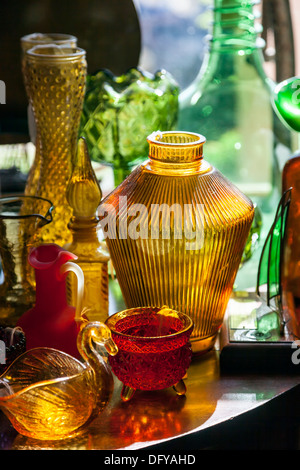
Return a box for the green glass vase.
[178,0,293,212]
[79,67,179,186]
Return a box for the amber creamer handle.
[60,262,84,320]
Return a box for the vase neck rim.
[21,32,77,46]
[25,44,85,62]
[147,131,206,164]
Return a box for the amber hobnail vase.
[100,131,254,353]
[20,34,78,199]
[23,44,87,246]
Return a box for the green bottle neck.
[193,0,274,89]
[209,0,262,52]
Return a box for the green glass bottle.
[178,0,293,212]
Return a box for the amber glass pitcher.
[100,131,254,353]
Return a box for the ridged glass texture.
[23,45,87,246]
[101,131,254,353]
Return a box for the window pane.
[133,0,213,90]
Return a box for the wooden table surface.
[1,279,299,451]
[1,348,299,451]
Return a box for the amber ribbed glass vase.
[23,45,86,246]
[100,131,254,353]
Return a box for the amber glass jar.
[100,131,254,353]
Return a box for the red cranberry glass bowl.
[105,306,193,401]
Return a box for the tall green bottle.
[179,0,293,212]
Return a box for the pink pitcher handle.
[60,262,84,320]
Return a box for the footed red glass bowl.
[105,306,193,401]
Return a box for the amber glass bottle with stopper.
[64,137,110,323]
